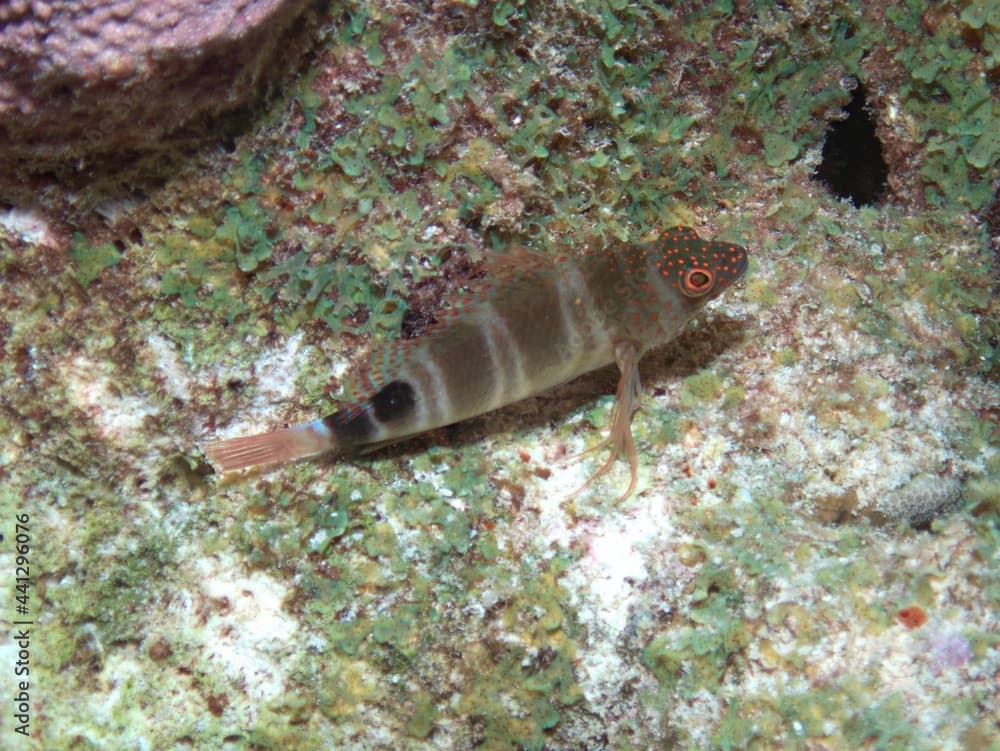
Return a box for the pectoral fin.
[567,339,642,503]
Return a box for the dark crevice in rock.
[815,81,889,207]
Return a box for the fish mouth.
[717,245,749,289]
[733,245,749,277]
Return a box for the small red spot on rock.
[494,477,526,507]
[896,605,928,629]
[147,638,173,661]
[206,692,228,717]
[546,444,567,462]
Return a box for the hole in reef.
[815,80,889,206]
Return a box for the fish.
[204,226,748,500]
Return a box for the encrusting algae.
[205,227,748,500]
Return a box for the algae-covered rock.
[1,1,997,749]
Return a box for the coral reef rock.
[0,0,312,164]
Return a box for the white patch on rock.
[1,206,59,247]
[188,552,298,702]
[211,332,309,435]
[65,355,157,442]
[146,333,192,401]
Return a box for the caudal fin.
[204,420,333,472]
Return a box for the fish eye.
[681,267,715,297]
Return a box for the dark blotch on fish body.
[371,380,416,423]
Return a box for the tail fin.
[204,420,333,472]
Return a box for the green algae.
[639,403,682,446]
[679,369,726,409]
[71,238,121,286]
[889,2,1000,210]
[711,684,931,751]
[209,437,586,748]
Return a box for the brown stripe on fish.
[425,320,505,421]
[492,271,578,393]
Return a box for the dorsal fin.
[481,244,563,276]
[412,245,564,335]
[340,335,416,404]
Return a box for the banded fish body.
[205,227,748,499]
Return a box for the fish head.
[649,226,748,310]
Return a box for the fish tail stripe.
[322,377,421,448]
[322,403,377,446]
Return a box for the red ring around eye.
[682,267,715,296]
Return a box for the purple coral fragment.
[924,631,973,674]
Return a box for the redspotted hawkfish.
[205,227,748,500]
